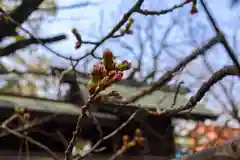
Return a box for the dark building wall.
[101,113,176,157]
[142,115,175,156]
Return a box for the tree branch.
[122,35,221,104]
[200,0,240,77]
[38,2,100,11]
[0,35,66,56]
[0,115,57,138]
[1,125,59,160]
[163,65,239,116]
[75,109,144,160]
[137,0,190,15]
[0,0,44,40]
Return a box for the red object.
[116,71,124,80]
[187,123,240,151]
[103,49,113,56]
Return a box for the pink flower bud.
[75,42,81,49]
[116,71,123,80]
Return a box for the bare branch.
[0,114,57,138]
[163,65,239,116]
[75,109,144,160]
[0,0,44,40]
[85,0,144,60]
[0,35,66,56]
[201,55,240,122]
[200,0,240,77]
[137,1,190,16]
[1,125,59,160]
[171,81,184,108]
[65,81,108,160]
[38,2,100,11]
[122,35,220,104]
[0,113,59,160]
[0,10,91,61]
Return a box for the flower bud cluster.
[88,49,131,96]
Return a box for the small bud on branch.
[71,28,82,49]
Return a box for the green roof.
[0,92,215,117]
[0,95,117,119]
[98,83,215,116]
[0,95,79,114]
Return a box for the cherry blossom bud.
[72,28,82,49]
[190,5,198,15]
[135,128,142,136]
[137,137,145,146]
[117,60,131,71]
[123,135,129,146]
[116,71,124,80]
[103,49,115,71]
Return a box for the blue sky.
[38,0,240,66]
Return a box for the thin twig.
[1,125,59,160]
[85,0,144,59]
[88,111,103,141]
[200,0,240,77]
[122,35,221,104]
[56,130,69,148]
[162,65,240,116]
[171,81,184,108]
[75,109,143,160]
[0,35,66,56]
[137,1,190,15]
[0,9,92,61]
[0,114,57,138]
[65,91,99,160]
